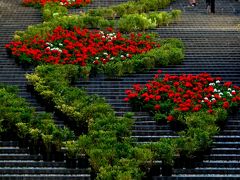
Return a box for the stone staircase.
[0,0,240,179]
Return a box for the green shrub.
[112,1,140,17]
[168,47,185,65]
[118,14,156,32]
[42,2,68,21]
[88,8,116,19]
[170,9,182,20]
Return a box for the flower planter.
[104,77,123,81]
[66,157,77,169]
[183,156,197,169]
[77,155,90,169]
[161,160,173,176]
[14,57,32,70]
[174,155,185,168]
[29,141,40,155]
[52,145,64,162]
[156,119,167,126]
[147,163,161,176]
[5,48,12,57]
[42,150,53,162]
[18,138,29,149]
[131,103,143,112]
[169,120,186,132]
[1,131,17,141]
[54,150,65,162]
[90,168,97,180]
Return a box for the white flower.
[214,89,218,92]
[95,57,99,60]
[120,55,124,58]
[219,92,223,96]
[102,36,105,38]
[209,83,215,86]
[110,57,114,60]
[60,2,64,5]
[212,95,215,97]
[59,43,63,47]
[216,80,220,84]
[103,52,108,56]
[228,88,232,91]
[126,54,130,57]
[211,98,216,101]
[218,90,221,92]
[201,100,204,103]
[204,97,208,100]
[51,47,62,53]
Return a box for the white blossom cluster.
[46,42,63,53]
[202,80,236,103]
[99,31,117,41]
[60,0,76,6]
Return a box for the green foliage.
[0,84,73,152]
[103,62,124,77]
[112,1,140,17]
[118,10,181,33]
[88,8,116,19]
[42,2,68,21]
[170,9,182,19]
[148,138,177,166]
[141,38,185,67]
[119,14,156,32]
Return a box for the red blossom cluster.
[22,0,91,7]
[125,71,240,122]
[6,26,159,66]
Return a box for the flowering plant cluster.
[22,0,91,7]
[125,71,240,123]
[6,26,159,67]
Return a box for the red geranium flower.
[167,115,174,122]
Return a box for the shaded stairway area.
[0,0,240,179]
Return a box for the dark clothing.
[206,0,215,13]
[210,0,215,13]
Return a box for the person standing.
[210,0,215,13]
[189,0,197,6]
[206,0,215,13]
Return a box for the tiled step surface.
[1,0,240,179]
[76,0,240,179]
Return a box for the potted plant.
[64,140,78,168]
[16,122,29,148]
[28,128,41,155]
[175,135,198,169]
[76,135,90,169]
[103,61,124,79]
[41,134,54,161]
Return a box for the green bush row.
[14,14,114,42]
[145,108,228,167]
[118,10,181,32]
[14,1,181,42]
[88,0,175,18]
[0,84,74,152]
[26,65,111,135]
[26,64,154,179]
[102,38,184,78]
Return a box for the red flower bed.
[22,0,91,7]
[6,26,159,66]
[125,71,240,122]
